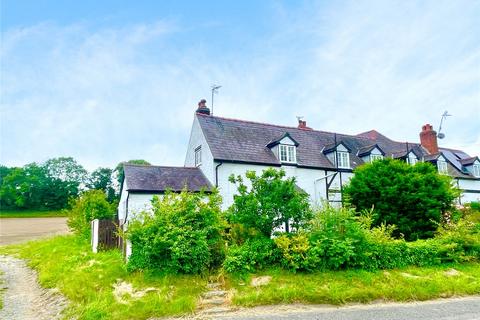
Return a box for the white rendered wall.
[457,178,480,203]
[184,115,215,183]
[215,161,352,210]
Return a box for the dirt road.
[0,218,69,245]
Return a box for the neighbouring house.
[118,99,480,245]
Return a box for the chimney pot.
[196,99,210,115]
[298,119,312,130]
[419,123,439,154]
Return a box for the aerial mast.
[211,84,221,115]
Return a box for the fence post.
[91,219,99,253]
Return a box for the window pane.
[280,145,287,161]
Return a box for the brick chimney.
[419,124,439,154]
[196,99,210,115]
[298,119,312,130]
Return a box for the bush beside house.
[112,165,477,275]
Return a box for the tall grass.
[0,235,206,319]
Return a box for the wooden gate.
[97,219,119,250]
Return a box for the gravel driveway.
[0,255,68,320]
[0,217,69,245]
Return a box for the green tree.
[227,168,312,238]
[126,189,225,273]
[87,167,115,201]
[67,189,116,237]
[343,158,460,240]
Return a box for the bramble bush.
[343,158,460,240]
[67,189,116,237]
[126,189,226,274]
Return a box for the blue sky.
[1,0,479,170]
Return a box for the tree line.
[0,157,150,211]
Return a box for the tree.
[87,167,115,201]
[343,158,460,240]
[227,168,312,238]
[67,190,116,237]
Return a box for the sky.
[1,0,479,171]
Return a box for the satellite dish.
[437,132,445,139]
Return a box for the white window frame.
[407,156,418,165]
[473,164,480,177]
[370,154,383,162]
[194,146,202,167]
[437,160,448,175]
[279,144,296,163]
[337,151,350,168]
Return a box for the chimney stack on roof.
[196,99,210,115]
[419,124,439,154]
[298,119,312,130]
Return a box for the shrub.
[223,237,281,273]
[67,189,116,236]
[126,189,225,274]
[343,158,460,240]
[227,168,312,238]
[275,233,319,271]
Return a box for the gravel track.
[0,255,68,320]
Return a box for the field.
[0,210,66,218]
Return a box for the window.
[370,154,383,162]
[194,146,202,166]
[437,160,448,175]
[473,164,480,177]
[337,151,350,168]
[407,156,418,165]
[279,144,296,163]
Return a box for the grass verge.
[0,235,206,320]
[0,210,66,218]
[1,235,479,319]
[227,264,480,307]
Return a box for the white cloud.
[1,0,479,171]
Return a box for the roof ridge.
[197,113,385,142]
[124,163,199,169]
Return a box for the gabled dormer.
[323,141,351,169]
[460,157,480,178]
[406,151,419,165]
[357,144,385,163]
[424,153,448,175]
[266,132,299,164]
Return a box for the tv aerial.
[211,84,221,115]
[437,111,452,139]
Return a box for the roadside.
[0,217,69,245]
[0,210,66,218]
[1,235,479,320]
[203,296,480,320]
[0,255,68,320]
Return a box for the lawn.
[1,235,479,319]
[0,210,66,218]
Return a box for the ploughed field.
[0,217,69,245]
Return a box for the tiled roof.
[357,144,385,157]
[459,157,479,166]
[196,113,478,179]
[124,164,212,192]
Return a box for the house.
[119,100,480,225]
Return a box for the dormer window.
[407,155,418,165]
[337,151,350,168]
[473,164,480,177]
[370,154,383,162]
[280,144,296,163]
[437,159,448,175]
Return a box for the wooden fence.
[91,219,121,252]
